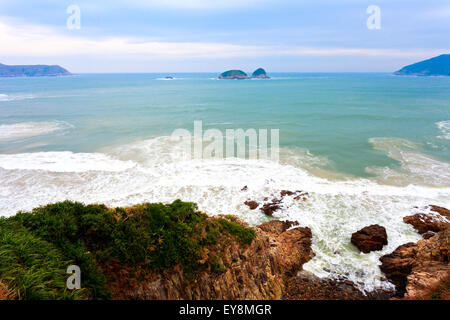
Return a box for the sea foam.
[437,120,450,140]
[0,135,449,293]
[0,121,72,142]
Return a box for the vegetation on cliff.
[1,199,448,300]
[0,200,255,300]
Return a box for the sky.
[0,0,449,73]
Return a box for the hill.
[0,63,71,77]
[394,54,450,76]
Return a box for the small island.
[219,70,249,79]
[394,54,450,76]
[251,68,270,79]
[219,68,270,80]
[0,63,71,77]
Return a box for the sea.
[1,72,449,292]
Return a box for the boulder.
[379,229,449,298]
[423,231,436,239]
[258,190,309,216]
[257,220,299,235]
[261,199,282,216]
[244,200,259,210]
[283,271,391,300]
[351,225,388,253]
[403,205,450,234]
[429,205,450,217]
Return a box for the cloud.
[124,0,270,10]
[425,6,450,19]
[0,19,446,62]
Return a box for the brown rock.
[257,220,299,235]
[294,195,309,201]
[403,205,450,235]
[244,200,259,210]
[351,225,388,253]
[259,190,310,216]
[423,231,436,239]
[283,272,391,300]
[403,211,449,234]
[280,190,295,197]
[379,242,416,296]
[280,190,309,201]
[108,217,314,300]
[380,229,449,298]
[261,199,282,216]
[429,205,450,218]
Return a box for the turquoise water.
[1,73,449,291]
[1,73,449,176]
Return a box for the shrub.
[0,220,84,300]
[0,200,256,299]
[217,218,256,245]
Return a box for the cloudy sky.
[0,0,449,72]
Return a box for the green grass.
[217,218,256,245]
[0,200,256,300]
[0,220,84,300]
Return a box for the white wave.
[0,135,449,292]
[0,121,73,142]
[436,120,450,140]
[0,93,35,102]
[367,137,450,187]
[156,77,184,80]
[0,151,136,172]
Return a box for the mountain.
[219,70,249,79]
[251,68,270,79]
[394,54,450,76]
[0,63,71,77]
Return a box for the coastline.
[0,200,448,300]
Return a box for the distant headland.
[394,54,450,76]
[0,63,71,77]
[219,68,270,79]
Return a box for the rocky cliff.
[1,200,448,300]
[106,219,314,299]
[380,206,449,299]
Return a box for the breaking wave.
[436,120,450,140]
[0,135,449,292]
[0,121,73,142]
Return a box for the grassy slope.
[0,200,255,300]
